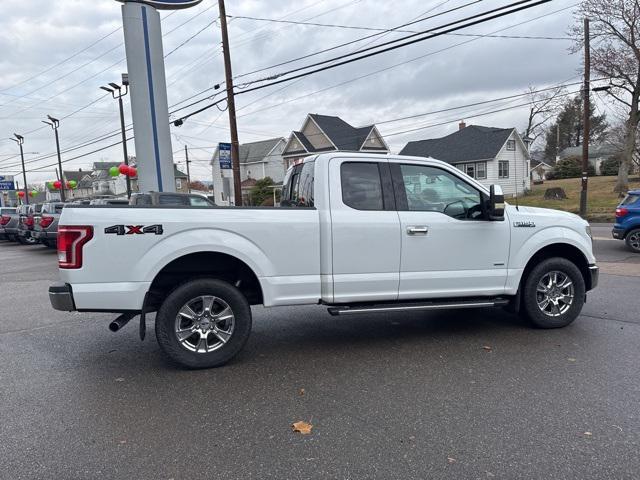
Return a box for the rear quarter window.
[621,194,640,206]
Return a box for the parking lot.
[1,224,639,480]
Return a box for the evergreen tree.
[542,94,608,163]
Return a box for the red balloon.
[53,181,62,190]
[127,166,137,177]
[119,164,129,175]
[18,191,25,198]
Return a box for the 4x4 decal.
[105,225,164,236]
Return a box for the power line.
[237,0,552,91]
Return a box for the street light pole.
[101,74,132,198]
[42,115,66,202]
[184,145,192,193]
[10,134,29,205]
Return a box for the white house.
[399,122,531,196]
[210,137,286,206]
[282,113,389,168]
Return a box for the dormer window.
[506,140,516,151]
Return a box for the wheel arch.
[147,251,264,310]
[521,243,593,293]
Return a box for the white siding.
[472,131,531,197]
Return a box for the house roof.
[92,162,120,171]
[63,170,86,182]
[241,178,258,188]
[309,114,377,151]
[399,125,515,163]
[174,165,188,178]
[283,114,386,157]
[239,138,284,163]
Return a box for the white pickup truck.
[49,153,598,368]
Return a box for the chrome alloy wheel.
[628,231,640,251]
[174,296,235,353]
[536,271,575,317]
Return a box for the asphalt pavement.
[1,228,639,480]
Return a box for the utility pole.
[184,145,192,193]
[218,0,242,206]
[580,18,590,218]
[101,74,132,198]
[10,134,29,205]
[43,115,66,202]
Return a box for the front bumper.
[612,226,625,240]
[588,264,599,291]
[49,284,76,312]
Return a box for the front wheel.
[625,228,640,253]
[155,279,252,369]
[521,257,586,329]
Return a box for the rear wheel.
[521,257,585,329]
[625,228,640,253]
[155,279,252,369]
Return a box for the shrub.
[549,156,595,179]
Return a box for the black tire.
[155,278,252,369]
[521,257,585,329]
[625,228,640,253]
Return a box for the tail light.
[58,226,93,269]
[0,215,10,226]
[40,215,54,228]
[25,216,34,228]
[616,207,629,218]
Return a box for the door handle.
[407,226,428,235]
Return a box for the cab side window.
[340,162,384,210]
[397,164,484,220]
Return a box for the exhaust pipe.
[109,313,136,332]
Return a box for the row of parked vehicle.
[0,192,215,248]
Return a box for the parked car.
[130,192,214,206]
[0,207,17,240]
[49,153,598,369]
[612,189,640,253]
[32,202,65,248]
[17,204,42,245]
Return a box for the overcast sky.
[0,0,618,184]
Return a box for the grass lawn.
[518,175,640,222]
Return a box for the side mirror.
[489,185,505,221]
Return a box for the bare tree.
[523,85,566,146]
[571,0,640,193]
[606,119,640,170]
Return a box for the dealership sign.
[219,143,232,170]
[0,175,15,191]
[115,0,203,10]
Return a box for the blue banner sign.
[219,143,232,170]
[0,176,15,190]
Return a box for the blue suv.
[612,189,640,253]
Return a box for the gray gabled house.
[399,123,531,196]
[282,113,389,168]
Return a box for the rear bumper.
[612,227,625,239]
[49,284,76,312]
[32,230,57,240]
[588,264,599,291]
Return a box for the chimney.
[458,120,466,131]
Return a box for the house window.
[176,178,182,190]
[457,162,486,180]
[499,161,510,179]
[476,162,486,179]
[506,140,516,151]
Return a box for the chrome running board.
[327,298,509,316]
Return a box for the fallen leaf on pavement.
[482,346,492,352]
[299,388,305,396]
[115,378,125,382]
[584,431,592,436]
[447,457,456,464]
[292,421,313,435]
[568,358,577,362]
